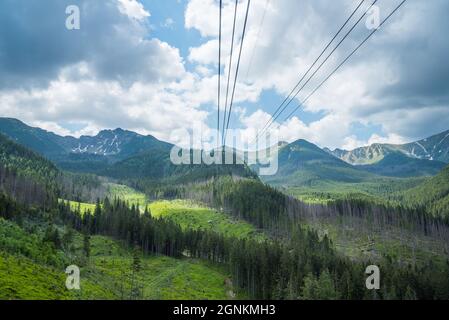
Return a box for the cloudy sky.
[0,0,448,150]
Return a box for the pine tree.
[83,233,91,258]
[404,286,417,300]
[130,247,142,300]
[300,273,318,300]
[316,270,338,300]
[62,228,74,252]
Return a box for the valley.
[1,117,449,300]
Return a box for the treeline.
[0,133,60,200]
[58,172,107,203]
[392,165,449,220]
[0,163,107,208]
[227,229,449,300]
[0,133,59,181]
[0,192,23,221]
[0,165,55,208]
[286,195,449,244]
[58,198,184,257]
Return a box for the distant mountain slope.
[0,133,62,204]
[0,118,71,157]
[400,130,449,162]
[0,133,60,184]
[399,165,449,218]
[53,128,173,173]
[262,139,376,187]
[328,129,449,165]
[71,128,171,158]
[105,148,258,184]
[359,152,446,177]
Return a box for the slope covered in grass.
[0,252,73,300]
[0,216,234,300]
[106,183,148,208]
[60,199,97,215]
[150,200,266,241]
[66,184,267,241]
[73,235,234,300]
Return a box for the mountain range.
[0,117,448,184]
[326,129,449,164]
[0,118,171,160]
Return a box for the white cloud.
[341,135,365,151]
[185,0,217,37]
[194,65,213,77]
[0,0,219,148]
[0,63,213,147]
[238,108,353,149]
[188,39,218,65]
[117,0,150,21]
[1,0,448,151]
[162,18,175,28]
[30,121,74,137]
[367,133,407,146]
[341,133,408,151]
[185,0,449,148]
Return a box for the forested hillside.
[0,133,60,206]
[397,165,449,219]
[0,134,106,205]
[263,139,375,187]
[0,133,59,185]
[359,152,446,177]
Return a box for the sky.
[0,0,448,150]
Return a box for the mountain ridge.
[0,117,172,161]
[327,129,449,165]
[262,138,377,187]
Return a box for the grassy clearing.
[74,235,233,300]
[58,183,148,215]
[0,216,235,300]
[0,218,114,300]
[106,183,148,209]
[149,200,267,241]
[59,199,97,215]
[0,235,231,300]
[61,197,266,241]
[65,183,267,241]
[0,252,72,300]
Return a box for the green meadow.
[149,200,267,241]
